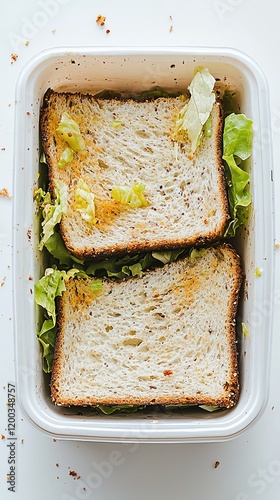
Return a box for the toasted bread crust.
[41,90,229,259]
[50,244,242,408]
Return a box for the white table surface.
[0,1,279,499]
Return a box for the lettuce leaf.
[137,88,172,101]
[223,113,253,237]
[74,179,96,224]
[175,67,216,152]
[241,322,249,339]
[86,249,184,279]
[189,248,207,263]
[198,405,221,412]
[222,89,239,117]
[45,230,84,266]
[35,267,88,372]
[96,405,143,415]
[56,112,86,151]
[111,182,149,208]
[35,268,66,324]
[57,147,74,168]
[36,180,68,251]
[94,403,220,415]
[35,268,67,373]
[151,249,184,265]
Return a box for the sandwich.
[35,67,253,411]
[40,69,229,260]
[50,244,242,408]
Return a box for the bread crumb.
[96,15,106,26]
[0,188,11,198]
[1,277,6,287]
[52,29,56,34]
[1,434,5,440]
[56,463,59,467]
[21,439,24,444]
[169,15,173,31]
[69,470,81,480]
[11,53,18,63]
[25,41,29,46]
[106,29,110,34]
[275,243,279,249]
[214,461,220,468]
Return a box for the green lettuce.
[96,405,144,415]
[94,403,220,415]
[57,147,74,168]
[74,179,96,224]
[137,88,172,101]
[35,268,67,372]
[86,249,184,279]
[45,230,84,267]
[223,113,253,237]
[189,248,207,263]
[222,89,239,117]
[151,249,184,265]
[175,66,216,152]
[56,112,86,151]
[36,180,68,251]
[111,182,149,208]
[35,267,87,372]
[198,405,221,412]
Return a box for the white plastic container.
[13,47,274,442]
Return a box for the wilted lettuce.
[223,113,253,237]
[241,322,249,339]
[111,182,148,208]
[56,112,86,151]
[36,180,68,251]
[74,179,96,224]
[175,67,216,152]
[222,89,239,117]
[57,147,74,168]
[96,405,144,415]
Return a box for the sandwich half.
[51,244,242,408]
[40,90,229,259]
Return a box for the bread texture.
[41,90,229,259]
[51,244,242,408]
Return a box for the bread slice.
[41,90,229,259]
[51,244,242,408]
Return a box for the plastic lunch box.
[13,47,274,442]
